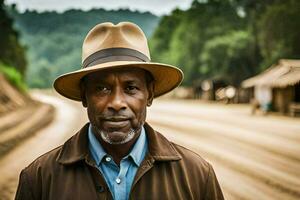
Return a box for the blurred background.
[0,0,299,199]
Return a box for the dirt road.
[0,94,299,199]
[147,99,300,200]
[0,92,87,199]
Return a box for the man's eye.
[96,86,109,92]
[126,86,138,92]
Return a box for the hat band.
[82,48,150,68]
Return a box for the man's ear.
[80,81,87,108]
[147,81,154,107]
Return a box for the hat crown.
[53,21,183,101]
[82,22,151,64]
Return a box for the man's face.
[82,68,153,145]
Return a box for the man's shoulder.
[166,140,224,200]
[145,123,212,172]
[149,129,221,197]
[23,144,64,175]
[23,124,89,175]
[171,141,212,171]
[149,126,212,173]
[172,141,210,164]
[23,133,81,175]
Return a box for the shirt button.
[105,157,111,162]
[116,178,121,184]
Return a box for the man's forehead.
[84,67,147,82]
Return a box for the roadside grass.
[0,62,27,92]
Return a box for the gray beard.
[93,125,142,145]
[100,128,136,145]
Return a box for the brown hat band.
[82,47,150,68]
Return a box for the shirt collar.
[88,124,147,167]
[127,126,147,166]
[88,125,107,165]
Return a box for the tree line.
[2,0,300,89]
[0,0,27,91]
[9,7,159,88]
[149,0,300,87]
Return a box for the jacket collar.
[57,123,90,165]
[57,122,181,165]
[143,123,181,161]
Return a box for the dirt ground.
[0,92,299,200]
[148,99,300,200]
[0,91,88,199]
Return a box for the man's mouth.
[101,116,130,129]
[103,116,129,121]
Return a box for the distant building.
[193,79,227,101]
[242,59,300,116]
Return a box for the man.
[15,22,224,200]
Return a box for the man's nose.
[108,88,127,111]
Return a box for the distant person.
[15,22,224,200]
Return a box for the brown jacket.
[15,123,224,200]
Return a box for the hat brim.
[53,61,184,101]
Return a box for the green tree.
[149,9,184,63]
[10,8,159,88]
[0,0,27,76]
[150,0,300,86]
[258,0,300,68]
[150,0,245,85]
[200,31,256,86]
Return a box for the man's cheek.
[135,110,146,126]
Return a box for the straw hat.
[53,22,183,101]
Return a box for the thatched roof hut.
[242,59,300,88]
[242,59,300,115]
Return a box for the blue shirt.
[88,124,148,200]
